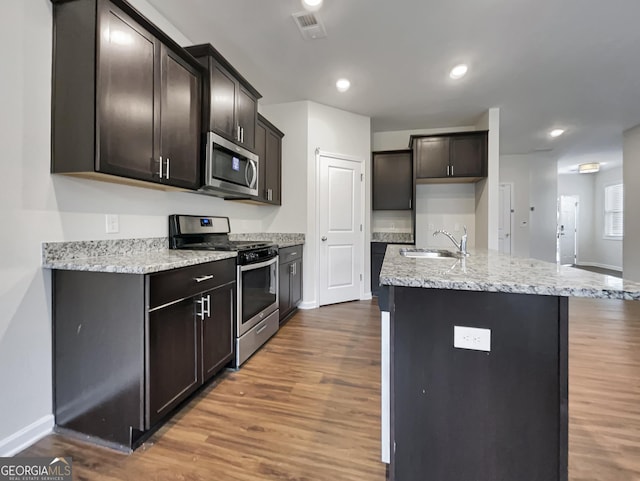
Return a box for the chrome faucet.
[433,226,468,256]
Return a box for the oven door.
[237,256,279,337]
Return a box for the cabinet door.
[209,61,237,140]
[279,261,291,317]
[290,260,302,307]
[160,47,201,189]
[372,151,412,210]
[450,134,487,178]
[97,4,159,181]
[237,85,257,151]
[255,120,267,201]
[201,283,235,382]
[147,298,200,428]
[415,137,449,178]
[265,128,282,205]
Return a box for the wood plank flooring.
[20,297,640,480]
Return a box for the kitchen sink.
[399,248,461,259]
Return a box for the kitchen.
[3,0,640,480]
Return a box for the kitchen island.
[379,245,640,481]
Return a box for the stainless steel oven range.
[169,214,279,367]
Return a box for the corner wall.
[623,125,640,280]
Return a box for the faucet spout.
[433,226,468,256]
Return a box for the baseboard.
[298,301,317,310]
[575,261,622,272]
[0,414,54,456]
[362,291,373,300]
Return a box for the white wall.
[475,108,500,250]
[500,153,558,262]
[308,102,372,304]
[371,211,412,233]
[593,167,623,270]
[0,0,288,454]
[623,125,640,280]
[415,184,476,248]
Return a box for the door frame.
[314,148,366,307]
[498,183,513,255]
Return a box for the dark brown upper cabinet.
[411,131,488,183]
[255,114,284,205]
[51,0,203,190]
[185,44,261,153]
[372,150,413,210]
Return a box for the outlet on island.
[453,326,491,352]
[105,214,119,234]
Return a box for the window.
[604,183,623,238]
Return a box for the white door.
[559,195,578,265]
[318,153,363,306]
[498,184,512,255]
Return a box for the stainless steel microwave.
[201,132,258,197]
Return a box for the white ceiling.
[148,0,640,167]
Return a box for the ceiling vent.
[292,11,327,40]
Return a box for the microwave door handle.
[249,159,258,189]
[244,160,251,187]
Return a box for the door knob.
[321,236,327,241]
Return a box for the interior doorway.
[317,151,364,306]
[558,195,579,266]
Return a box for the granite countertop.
[380,245,640,300]
[371,232,414,243]
[42,233,305,274]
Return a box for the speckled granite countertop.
[230,233,305,248]
[371,232,414,243]
[42,234,304,274]
[380,245,640,300]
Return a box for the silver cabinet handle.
[290,252,298,257]
[321,236,327,241]
[241,127,244,144]
[166,157,170,179]
[158,156,163,179]
[409,198,412,209]
[446,165,450,176]
[205,294,211,318]
[293,263,297,276]
[267,188,272,201]
[450,165,454,176]
[194,274,214,283]
[290,263,294,275]
[237,125,241,142]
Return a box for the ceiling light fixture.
[449,64,468,79]
[301,0,323,12]
[578,162,600,174]
[549,128,565,138]
[336,78,351,93]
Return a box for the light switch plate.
[454,326,491,352]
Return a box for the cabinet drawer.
[279,246,302,263]
[149,258,236,308]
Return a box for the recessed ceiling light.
[578,162,600,174]
[550,129,565,138]
[449,64,468,79]
[336,78,351,93]
[301,0,323,11]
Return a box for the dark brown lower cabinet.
[278,246,303,323]
[390,287,568,481]
[53,258,236,451]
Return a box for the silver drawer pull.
[194,274,214,283]
[256,323,269,335]
[289,252,298,256]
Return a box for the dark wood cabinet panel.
[202,283,235,382]
[415,137,449,178]
[147,298,200,428]
[255,114,284,205]
[51,0,203,191]
[412,131,488,182]
[186,44,261,152]
[370,242,387,297]
[97,4,159,181]
[372,150,413,210]
[160,47,201,189]
[237,86,257,151]
[450,134,487,178]
[279,246,303,323]
[208,62,237,139]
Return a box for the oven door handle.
[239,256,278,272]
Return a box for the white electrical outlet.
[454,326,491,352]
[105,214,119,234]
[454,223,460,232]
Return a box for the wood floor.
[21,297,640,481]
